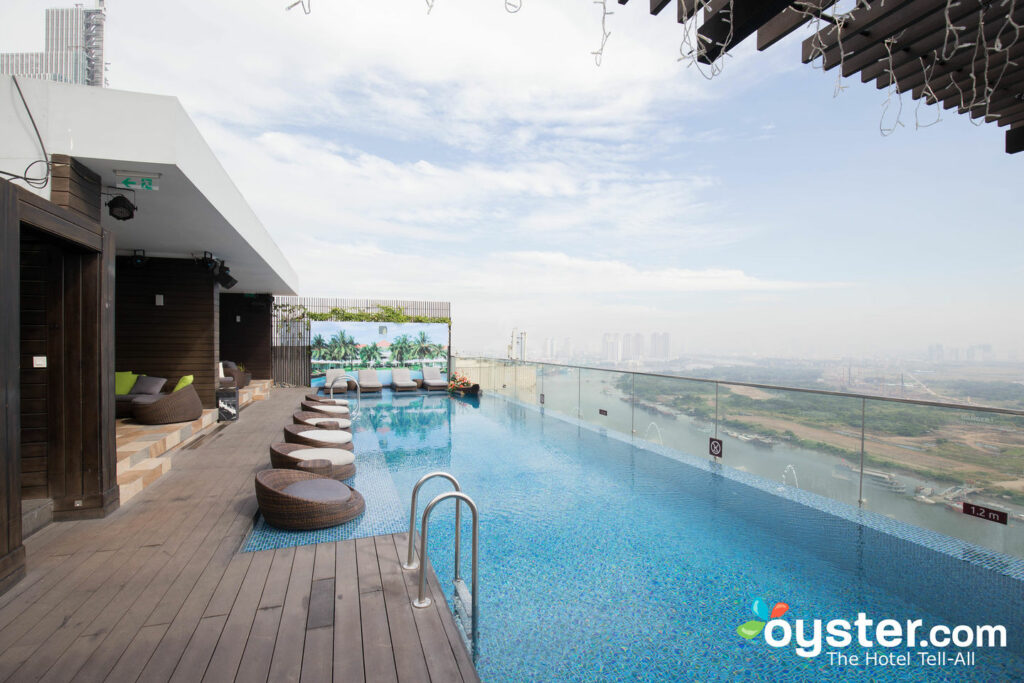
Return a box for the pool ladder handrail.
[325,374,361,417]
[403,473,479,650]
[403,472,461,572]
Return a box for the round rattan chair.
[270,442,355,480]
[254,469,364,530]
[300,401,352,417]
[131,384,204,425]
[283,423,355,450]
[292,411,352,430]
[304,394,349,405]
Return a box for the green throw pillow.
[115,371,138,395]
[173,375,194,392]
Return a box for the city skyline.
[0,1,106,88]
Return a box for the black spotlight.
[215,263,238,289]
[131,249,148,268]
[199,251,218,272]
[106,195,136,221]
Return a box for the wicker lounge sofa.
[283,423,355,450]
[300,401,352,417]
[421,366,448,391]
[221,361,251,389]
[132,384,204,425]
[357,369,383,393]
[292,411,352,430]
[270,442,355,480]
[390,368,417,392]
[255,469,364,530]
[116,375,167,418]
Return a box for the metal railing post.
[859,398,866,507]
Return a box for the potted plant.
[447,371,480,396]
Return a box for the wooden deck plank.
[387,533,466,683]
[233,546,295,682]
[356,537,398,683]
[268,543,316,682]
[166,614,227,683]
[375,534,430,683]
[0,389,480,683]
[334,540,364,683]
[37,469,238,683]
[2,545,151,681]
[201,550,274,682]
[136,534,245,682]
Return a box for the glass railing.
[454,356,1024,561]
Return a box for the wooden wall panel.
[0,180,26,593]
[49,155,101,224]
[19,233,48,499]
[115,257,219,408]
[220,293,273,380]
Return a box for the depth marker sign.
[709,438,723,458]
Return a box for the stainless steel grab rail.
[323,374,360,417]
[403,472,461,572]
[413,490,479,651]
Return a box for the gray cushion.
[131,375,167,395]
[130,395,163,406]
[281,479,351,503]
[222,361,238,369]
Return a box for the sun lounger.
[390,368,417,392]
[421,366,448,391]
[357,369,383,393]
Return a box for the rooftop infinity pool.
[245,390,1024,682]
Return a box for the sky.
[1,0,1022,359]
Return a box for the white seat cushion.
[305,416,352,429]
[313,405,350,415]
[291,447,355,466]
[298,429,353,445]
[319,398,349,405]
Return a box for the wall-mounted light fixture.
[215,264,238,289]
[106,195,136,221]
[131,249,148,268]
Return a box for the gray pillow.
[131,375,167,395]
[222,361,238,370]
[281,479,351,503]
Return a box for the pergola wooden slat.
[619,0,1024,153]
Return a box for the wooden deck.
[0,388,480,683]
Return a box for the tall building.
[649,332,671,359]
[0,2,107,87]
[601,333,620,362]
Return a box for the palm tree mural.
[359,343,383,366]
[390,335,413,366]
[311,334,327,360]
[413,331,435,361]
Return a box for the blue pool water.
[246,391,1024,682]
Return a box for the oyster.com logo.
[734,597,1006,667]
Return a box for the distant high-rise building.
[649,332,671,359]
[0,2,107,87]
[601,333,620,362]
[927,344,944,362]
[543,337,556,360]
[621,333,634,361]
[632,333,644,360]
[560,337,572,361]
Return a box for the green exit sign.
[114,172,160,191]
